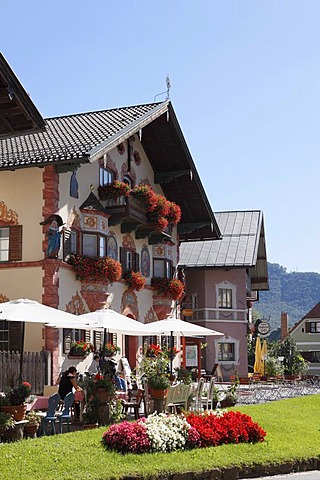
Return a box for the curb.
[120,457,320,480]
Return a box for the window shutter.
[94,331,103,351]
[85,330,91,343]
[133,252,139,272]
[9,321,22,352]
[63,229,71,260]
[63,329,72,354]
[9,225,22,261]
[120,247,128,276]
[305,322,310,333]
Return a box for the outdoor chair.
[40,393,60,436]
[121,388,145,419]
[58,392,75,433]
[190,377,204,411]
[165,383,191,413]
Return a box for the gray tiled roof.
[0,102,163,169]
[179,211,263,268]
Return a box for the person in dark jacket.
[57,366,82,419]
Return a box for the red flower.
[151,277,184,300]
[67,254,122,283]
[124,270,146,291]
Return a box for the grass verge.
[1,394,319,480]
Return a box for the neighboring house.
[284,303,320,376]
[0,99,221,383]
[178,210,269,379]
[0,52,45,138]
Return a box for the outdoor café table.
[30,390,85,421]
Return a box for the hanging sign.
[182,308,194,317]
[257,321,270,335]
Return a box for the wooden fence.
[0,350,49,395]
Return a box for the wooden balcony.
[105,196,172,243]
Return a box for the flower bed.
[102,410,266,454]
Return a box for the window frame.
[0,225,22,262]
[82,232,107,258]
[99,166,115,187]
[153,258,173,279]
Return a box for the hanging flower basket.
[67,254,122,283]
[151,277,184,300]
[123,270,146,291]
[132,184,181,231]
[98,180,131,200]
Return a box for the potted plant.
[69,340,94,357]
[0,411,15,437]
[151,277,184,300]
[0,381,31,421]
[98,180,131,200]
[67,254,122,283]
[138,351,170,399]
[123,270,146,291]
[220,384,238,408]
[24,411,41,436]
[104,342,121,357]
[145,344,162,357]
[83,398,99,429]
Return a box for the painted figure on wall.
[70,170,79,198]
[141,245,150,277]
[46,220,61,258]
[107,235,118,260]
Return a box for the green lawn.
[1,395,320,480]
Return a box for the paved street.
[251,472,319,480]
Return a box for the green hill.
[254,262,320,333]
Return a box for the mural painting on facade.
[117,142,125,155]
[67,207,81,230]
[141,245,150,277]
[84,216,97,229]
[107,233,118,260]
[65,291,87,315]
[122,233,136,251]
[133,150,141,166]
[0,293,9,304]
[70,170,79,199]
[121,290,139,320]
[144,306,157,324]
[0,201,18,225]
[121,161,136,185]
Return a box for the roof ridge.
[44,101,164,121]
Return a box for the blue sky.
[2,1,320,273]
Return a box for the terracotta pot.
[0,404,27,421]
[94,387,111,403]
[24,424,38,436]
[149,387,168,399]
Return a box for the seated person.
[57,366,82,419]
[88,354,100,375]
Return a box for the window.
[63,229,78,260]
[309,322,320,333]
[191,293,198,309]
[99,167,114,186]
[82,233,107,257]
[120,247,139,275]
[0,227,9,261]
[218,342,235,361]
[0,225,22,262]
[0,320,9,351]
[301,351,320,362]
[153,259,172,278]
[218,288,233,309]
[63,328,91,354]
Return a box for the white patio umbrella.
[0,298,80,379]
[47,308,148,336]
[143,317,224,374]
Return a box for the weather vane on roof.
[154,75,171,102]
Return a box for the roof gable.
[178,210,268,291]
[0,53,45,138]
[0,100,220,242]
